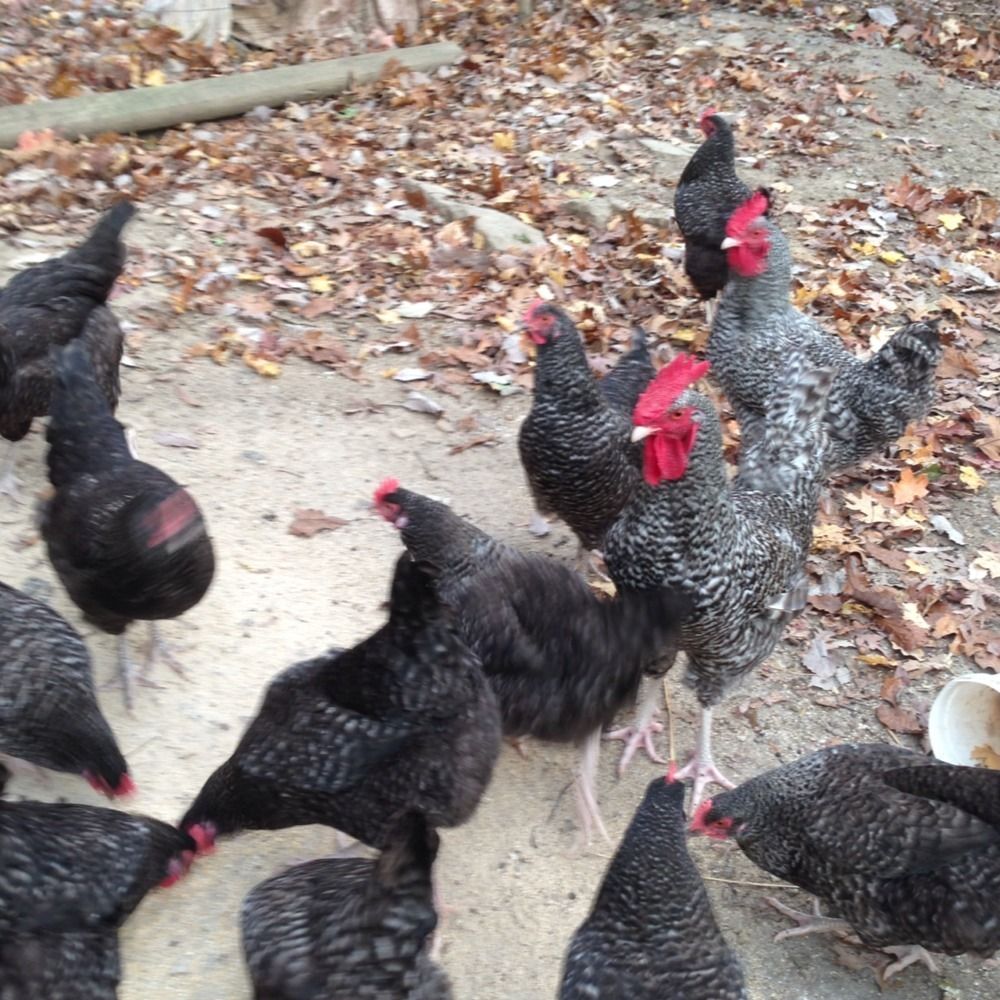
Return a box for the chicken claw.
[764,896,852,941]
[881,944,939,982]
[604,719,665,776]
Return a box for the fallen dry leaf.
[971,744,1000,770]
[288,509,349,538]
[876,702,924,734]
[890,467,929,506]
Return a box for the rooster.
[374,479,688,842]
[674,110,759,324]
[241,812,452,999]
[711,191,941,470]
[691,743,1000,980]
[604,351,831,806]
[40,340,215,708]
[0,764,195,997]
[560,769,747,999]
[0,581,133,797]
[0,201,134,498]
[179,554,500,855]
[518,301,652,551]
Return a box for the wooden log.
[0,42,463,149]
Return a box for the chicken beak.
[631,425,655,443]
[720,237,741,250]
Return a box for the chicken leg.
[528,510,550,537]
[117,623,187,709]
[673,706,735,808]
[574,726,611,847]
[881,945,939,981]
[764,896,853,941]
[604,676,666,776]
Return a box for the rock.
[403,179,546,251]
[564,196,614,230]
[637,138,698,159]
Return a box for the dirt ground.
[1,4,999,1000]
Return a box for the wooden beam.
[0,42,463,149]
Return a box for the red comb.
[374,478,400,506]
[186,822,217,855]
[521,298,551,327]
[726,190,769,238]
[665,761,679,783]
[699,107,718,122]
[633,355,710,425]
[114,774,137,797]
[689,798,714,834]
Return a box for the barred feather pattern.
[518,308,650,550]
[673,115,752,301]
[383,488,688,744]
[701,744,1000,957]
[604,354,830,707]
[179,554,501,850]
[241,814,452,1000]
[0,930,120,1000]
[560,776,747,1000]
[709,218,941,471]
[0,202,133,441]
[0,582,128,790]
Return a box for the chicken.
[179,553,500,855]
[517,301,652,548]
[0,762,195,998]
[0,201,134,498]
[374,480,688,842]
[674,109,759,323]
[40,340,215,708]
[0,581,133,797]
[604,351,831,805]
[710,190,941,471]
[241,812,452,1000]
[691,743,1000,980]
[560,770,747,999]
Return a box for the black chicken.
[41,340,215,707]
[0,762,195,997]
[241,812,452,999]
[560,771,747,999]
[179,553,500,855]
[673,110,757,320]
[0,581,133,797]
[692,743,1000,980]
[0,201,134,498]
[517,301,652,552]
[375,480,688,842]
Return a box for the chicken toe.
[674,706,736,807]
[764,896,852,941]
[881,944,939,981]
[528,510,551,537]
[146,622,188,678]
[605,677,666,776]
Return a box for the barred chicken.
[604,351,831,805]
[674,109,758,321]
[41,340,215,707]
[179,554,500,855]
[692,743,1000,980]
[0,201,134,498]
[375,480,688,842]
[560,770,747,999]
[518,301,652,550]
[242,812,452,999]
[0,763,195,997]
[0,581,133,797]
[710,191,941,471]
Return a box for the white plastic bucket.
[928,673,1000,767]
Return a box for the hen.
[710,191,941,470]
[41,340,215,707]
[0,581,133,797]
[0,201,134,498]
[517,301,652,549]
[692,743,1000,980]
[179,553,500,854]
[604,351,831,805]
[241,812,452,1000]
[0,763,194,997]
[674,109,757,320]
[560,770,747,999]
[375,480,688,842]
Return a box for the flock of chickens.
[0,107,997,999]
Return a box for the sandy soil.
[1,6,999,1000]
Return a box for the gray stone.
[403,179,547,251]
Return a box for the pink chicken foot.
[604,677,665,776]
[672,706,736,809]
